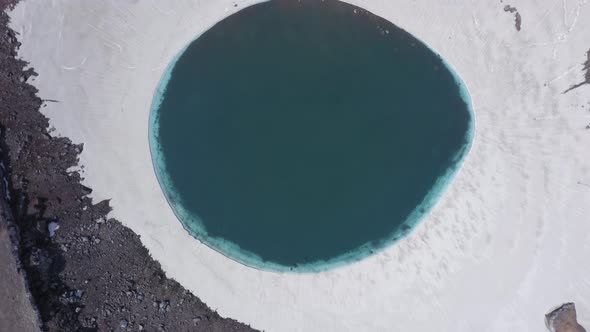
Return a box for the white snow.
[48,221,59,238]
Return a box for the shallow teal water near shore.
[149,0,474,272]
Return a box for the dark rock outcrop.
[546,303,587,332]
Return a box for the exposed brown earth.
[546,303,587,332]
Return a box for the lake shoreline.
[149,0,476,273]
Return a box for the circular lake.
[150,0,474,272]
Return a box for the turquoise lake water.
[149,0,474,272]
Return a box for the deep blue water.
[150,0,474,272]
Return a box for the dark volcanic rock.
[1,2,257,331]
[546,303,587,332]
[564,49,590,94]
[503,4,522,31]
